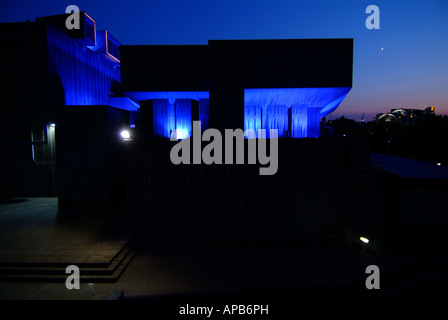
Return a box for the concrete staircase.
[0,198,137,283]
[0,238,136,282]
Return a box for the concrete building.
[1,12,387,240]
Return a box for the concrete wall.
[55,106,129,204]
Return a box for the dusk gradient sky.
[1,0,447,120]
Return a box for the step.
[0,247,137,283]
[0,242,134,275]
[0,240,130,269]
[0,240,137,283]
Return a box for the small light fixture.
[360,236,369,244]
[437,163,442,166]
[120,130,130,140]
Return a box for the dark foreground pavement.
[0,198,447,302]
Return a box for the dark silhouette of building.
[375,106,436,126]
[0,13,127,202]
[1,12,406,243]
[2,12,448,303]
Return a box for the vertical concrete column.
[265,104,288,138]
[174,99,193,138]
[290,104,308,138]
[150,99,174,138]
[199,98,210,130]
[307,106,321,138]
[244,105,262,138]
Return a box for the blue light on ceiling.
[108,97,140,111]
[244,88,351,138]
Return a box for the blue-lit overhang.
[244,88,351,117]
[124,91,209,104]
[244,87,351,138]
[108,97,140,111]
[123,92,209,139]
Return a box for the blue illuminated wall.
[124,91,210,139]
[46,24,120,106]
[152,98,208,139]
[244,88,351,138]
[174,99,193,139]
[199,98,210,131]
[152,99,175,138]
[127,88,348,139]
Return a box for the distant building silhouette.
[375,106,436,125]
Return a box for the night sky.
[1,0,447,120]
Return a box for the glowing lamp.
[120,130,130,140]
[360,237,369,244]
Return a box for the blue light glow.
[291,104,308,138]
[244,105,262,138]
[151,98,202,139]
[199,98,210,130]
[108,97,140,111]
[244,88,351,138]
[170,128,190,140]
[264,104,288,138]
[46,24,120,106]
[153,99,174,138]
[175,99,193,139]
[124,92,210,139]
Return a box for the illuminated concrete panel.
[244,88,351,138]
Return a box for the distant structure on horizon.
[374,106,436,125]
